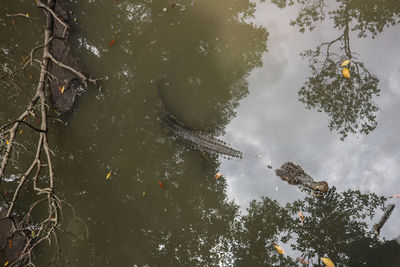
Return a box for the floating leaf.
[321,257,335,267]
[342,68,350,79]
[340,60,350,67]
[274,244,285,254]
[158,181,165,188]
[215,172,223,179]
[298,210,305,224]
[109,38,115,47]
[297,257,309,265]
[106,171,111,179]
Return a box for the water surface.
[1,0,400,266]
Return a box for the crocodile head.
[312,181,329,193]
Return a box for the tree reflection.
[233,197,296,266]
[235,187,388,266]
[298,33,379,140]
[269,0,400,140]
[283,187,386,265]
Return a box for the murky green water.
[1,0,400,266]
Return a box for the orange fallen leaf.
[298,210,305,224]
[342,68,350,79]
[106,171,111,179]
[158,181,165,188]
[215,172,223,179]
[321,257,334,267]
[274,244,285,254]
[11,20,15,25]
[109,38,115,47]
[22,56,26,62]
[8,239,12,248]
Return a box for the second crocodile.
[275,162,329,197]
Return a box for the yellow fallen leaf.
[274,244,285,254]
[106,171,111,179]
[142,191,146,196]
[21,56,26,62]
[321,257,334,267]
[26,13,29,17]
[6,140,9,145]
[59,86,65,94]
[342,68,350,79]
[4,261,9,267]
[19,130,23,134]
[31,230,35,237]
[340,60,350,67]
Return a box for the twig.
[36,1,69,38]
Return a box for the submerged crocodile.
[275,162,329,197]
[156,79,242,159]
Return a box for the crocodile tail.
[156,78,242,159]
